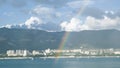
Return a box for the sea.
[0,57,120,68]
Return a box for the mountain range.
[0,28,120,53]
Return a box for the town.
[0,47,119,58]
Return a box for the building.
[7,50,16,56]
[7,50,30,56]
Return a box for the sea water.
[0,57,120,68]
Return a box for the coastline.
[0,56,120,60]
[0,57,33,60]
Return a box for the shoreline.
[0,57,33,60]
[39,56,120,59]
[0,56,120,60]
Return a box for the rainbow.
[76,0,90,17]
[55,32,70,57]
[55,0,90,58]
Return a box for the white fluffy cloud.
[2,4,120,32]
[60,16,120,31]
[105,11,114,14]
[2,24,12,28]
[60,18,85,31]
[30,5,62,24]
[85,16,120,30]
[25,16,43,29]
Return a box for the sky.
[0,0,120,31]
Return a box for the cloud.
[104,10,120,19]
[105,11,114,14]
[60,16,120,31]
[2,16,61,31]
[60,18,83,31]
[67,0,94,8]
[2,14,120,31]
[31,5,54,15]
[2,24,12,28]
[66,1,105,19]
[2,4,62,31]
[84,16,120,30]
[66,0,120,19]
[30,5,58,21]
[81,7,105,19]
[24,16,43,29]
[2,1,120,32]
[30,5,69,19]
[30,5,73,26]
[30,3,120,25]
[114,10,120,18]
[2,16,43,29]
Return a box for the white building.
[7,50,16,56]
[45,48,51,54]
[7,50,30,56]
[114,51,120,55]
[32,50,41,55]
[23,50,30,56]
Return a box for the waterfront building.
[32,50,39,55]
[7,50,30,56]
[114,51,120,55]
[7,50,16,56]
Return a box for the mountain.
[0,28,120,53]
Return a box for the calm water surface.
[0,58,120,68]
